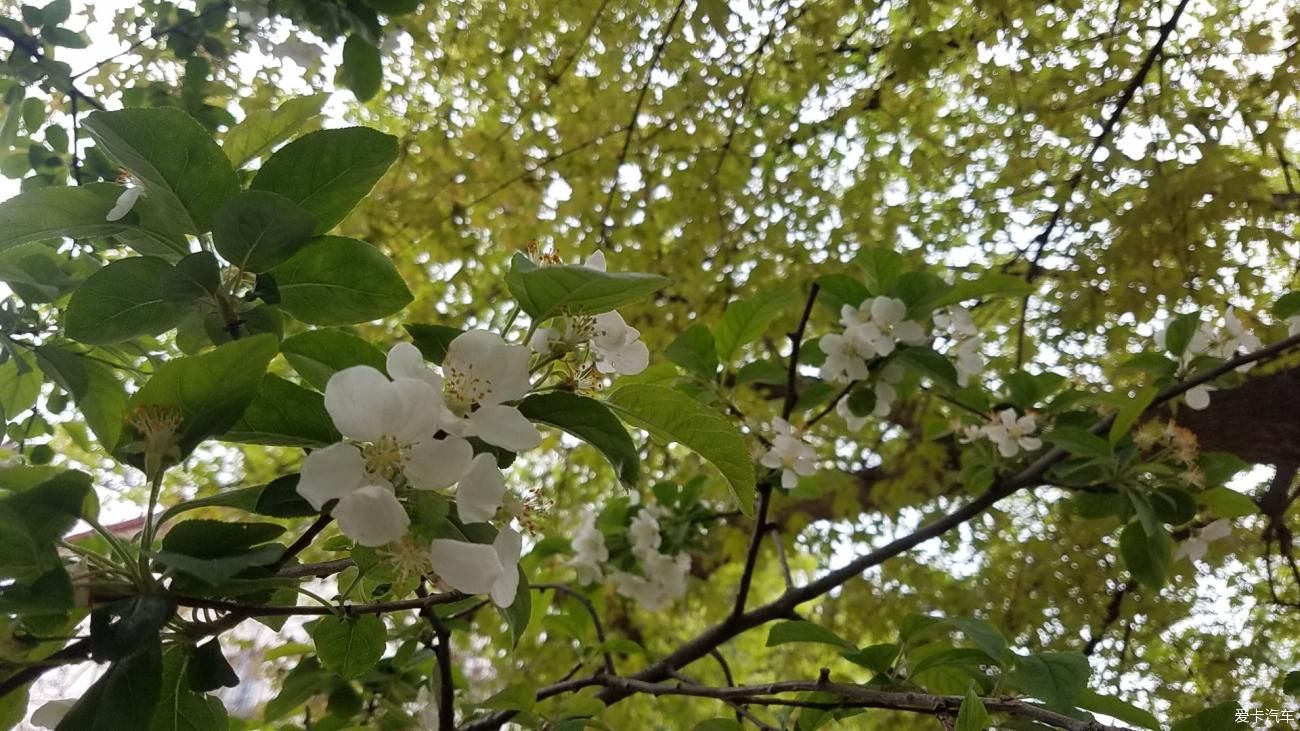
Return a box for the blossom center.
[443,365,488,416]
[362,435,404,481]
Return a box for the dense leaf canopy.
[0,0,1298,729]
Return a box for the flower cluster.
[934,305,985,387]
[569,511,609,585]
[1155,308,1262,410]
[1174,518,1232,564]
[608,507,691,611]
[960,408,1043,458]
[529,252,650,377]
[296,332,540,606]
[759,418,818,488]
[819,296,927,384]
[837,363,904,429]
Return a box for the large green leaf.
[338,35,383,101]
[83,108,240,234]
[1120,519,1172,590]
[0,184,186,256]
[517,391,640,487]
[665,323,719,379]
[606,384,755,514]
[0,470,92,582]
[161,520,286,558]
[64,257,188,344]
[223,94,328,169]
[225,375,341,447]
[151,646,229,731]
[503,252,669,321]
[312,614,387,678]
[151,544,284,586]
[1077,689,1160,730]
[715,288,800,364]
[212,191,317,272]
[34,345,128,448]
[955,688,990,731]
[281,328,387,391]
[271,236,413,325]
[119,335,278,458]
[249,127,398,233]
[1007,652,1090,713]
[57,638,163,731]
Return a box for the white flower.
[759,418,817,488]
[429,527,522,607]
[582,251,607,271]
[1218,307,1261,358]
[106,185,144,221]
[818,332,871,384]
[982,409,1042,458]
[627,507,663,555]
[439,330,542,451]
[589,311,649,374]
[1184,383,1215,411]
[836,380,898,431]
[415,686,440,730]
[32,700,75,729]
[454,454,507,524]
[569,512,608,585]
[934,305,978,337]
[951,335,985,387]
[610,506,691,610]
[1175,519,1232,564]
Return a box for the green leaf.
[1162,313,1202,358]
[1197,486,1257,518]
[665,323,718,378]
[1273,292,1300,319]
[42,0,72,25]
[188,639,239,692]
[714,288,800,364]
[1077,689,1160,730]
[212,191,317,272]
[1007,652,1090,713]
[151,544,283,586]
[120,335,278,458]
[1120,519,1172,590]
[693,720,744,731]
[313,614,387,678]
[281,328,387,391]
[152,646,228,731]
[162,251,222,303]
[338,35,383,101]
[955,688,990,731]
[270,236,413,325]
[478,681,538,713]
[939,273,1035,306]
[0,349,41,419]
[889,271,952,314]
[225,375,340,447]
[64,257,189,344]
[57,637,163,731]
[0,183,187,256]
[161,519,285,559]
[250,127,398,233]
[223,94,328,169]
[90,595,175,662]
[1044,426,1111,459]
[517,392,639,487]
[42,26,87,47]
[840,643,898,673]
[814,273,869,313]
[1283,670,1300,696]
[606,384,755,515]
[765,620,855,650]
[1171,701,1239,731]
[893,346,959,390]
[1109,384,1157,444]
[947,617,1011,666]
[405,323,466,365]
[504,252,669,321]
[0,470,92,582]
[500,569,531,647]
[83,108,240,234]
[34,345,127,448]
[854,248,904,294]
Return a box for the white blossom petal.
[468,404,542,451]
[386,378,446,444]
[429,539,501,596]
[32,700,75,729]
[324,366,395,442]
[444,330,532,407]
[871,297,908,326]
[595,338,649,375]
[333,484,409,546]
[455,454,507,523]
[583,251,607,271]
[489,528,523,607]
[106,186,144,222]
[386,342,442,391]
[1184,384,1212,410]
[298,443,369,510]
[404,436,473,490]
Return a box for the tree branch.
[536,583,616,675]
[172,590,467,617]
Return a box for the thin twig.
[535,583,616,675]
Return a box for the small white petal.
[324,366,395,442]
[469,404,542,451]
[404,436,473,490]
[583,251,607,271]
[1200,518,1232,542]
[106,186,144,222]
[386,342,442,391]
[32,700,75,729]
[333,484,409,546]
[429,539,501,596]
[871,297,907,326]
[1184,385,1212,410]
[298,443,368,510]
[385,378,446,445]
[595,339,649,375]
[444,330,533,406]
[454,454,507,523]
